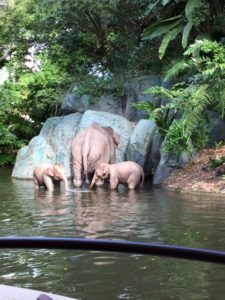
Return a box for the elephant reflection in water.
[34,188,72,219]
[73,189,142,238]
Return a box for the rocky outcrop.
[61,74,168,121]
[13,73,193,184]
[61,93,123,116]
[127,119,157,176]
[12,110,148,179]
[153,141,191,186]
[206,110,225,147]
[12,113,82,179]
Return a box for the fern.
[137,39,225,155]
[184,84,211,135]
[164,59,191,81]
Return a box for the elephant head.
[39,163,68,190]
[89,163,110,189]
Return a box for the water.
[1,168,225,299]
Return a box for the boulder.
[61,74,169,122]
[206,110,225,147]
[153,141,191,185]
[12,109,164,181]
[12,113,82,179]
[121,74,162,121]
[127,119,157,176]
[150,132,164,171]
[61,93,122,116]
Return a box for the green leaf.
[142,15,182,40]
[162,0,171,5]
[159,25,182,59]
[185,0,201,19]
[182,21,193,49]
[144,0,161,16]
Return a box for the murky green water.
[1,168,225,299]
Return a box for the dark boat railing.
[0,237,225,265]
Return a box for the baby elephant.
[90,161,144,190]
[33,163,68,192]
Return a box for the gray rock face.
[12,113,82,179]
[153,141,191,185]
[127,119,157,176]
[61,93,122,116]
[206,110,225,147]
[12,110,163,180]
[121,74,162,121]
[61,74,167,121]
[150,133,164,171]
[11,136,55,179]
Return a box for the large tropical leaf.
[142,15,182,40]
[162,0,171,5]
[144,0,161,16]
[185,0,202,19]
[159,25,183,59]
[182,21,192,49]
[144,0,172,16]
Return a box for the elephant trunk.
[62,176,69,191]
[89,173,98,189]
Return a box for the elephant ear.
[46,168,54,177]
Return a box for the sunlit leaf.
[159,25,182,59]
[182,21,192,49]
[142,15,182,40]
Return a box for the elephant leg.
[33,176,40,189]
[72,162,83,187]
[73,178,82,188]
[128,183,136,189]
[43,175,54,192]
[110,177,119,190]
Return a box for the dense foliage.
[0,0,162,165]
[0,0,225,165]
[136,39,225,155]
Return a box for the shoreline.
[162,146,225,196]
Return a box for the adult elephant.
[71,122,120,187]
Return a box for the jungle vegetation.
[0,0,225,165]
